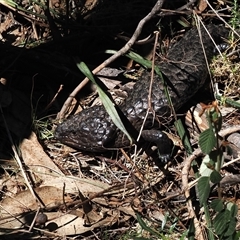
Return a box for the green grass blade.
[216,95,240,109]
[76,61,133,145]
[174,119,193,155]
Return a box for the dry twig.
[182,148,204,240]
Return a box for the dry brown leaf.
[84,0,98,11]
[198,0,208,12]
[8,133,124,236]
[52,211,120,235]
[21,132,63,179]
[118,206,136,218]
[0,186,72,217]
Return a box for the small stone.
[35,213,48,226]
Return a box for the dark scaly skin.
[55,24,226,152]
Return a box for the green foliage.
[133,213,167,240]
[131,213,188,240]
[216,95,240,109]
[199,128,217,154]
[209,170,222,184]
[210,199,224,212]
[174,119,192,155]
[106,50,153,69]
[197,176,210,206]
[33,117,54,140]
[212,201,238,239]
[230,0,240,37]
[197,104,238,239]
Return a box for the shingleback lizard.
[55,24,227,153]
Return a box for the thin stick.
[182,148,205,240]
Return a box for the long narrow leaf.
[76,61,132,145]
[106,50,152,69]
[136,213,163,238]
[174,119,192,155]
